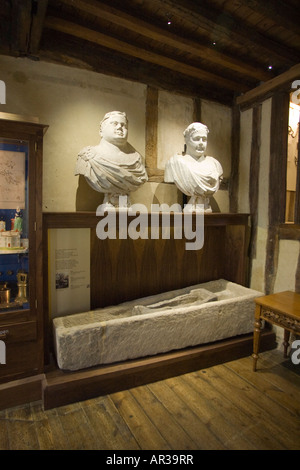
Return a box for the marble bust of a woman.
[164,122,223,212]
[75,111,148,208]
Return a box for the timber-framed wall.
[234,64,300,294]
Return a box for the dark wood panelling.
[230,104,240,213]
[0,374,44,411]
[90,223,238,309]
[265,92,290,294]
[42,212,251,311]
[249,104,262,263]
[145,86,160,181]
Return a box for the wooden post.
[265,91,289,294]
[252,304,262,371]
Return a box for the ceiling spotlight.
[166,13,172,25]
[268,65,273,70]
[212,42,216,46]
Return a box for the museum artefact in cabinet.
[0,113,48,388]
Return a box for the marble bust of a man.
[164,122,223,212]
[75,111,148,208]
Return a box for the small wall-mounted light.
[268,65,273,70]
[212,42,217,46]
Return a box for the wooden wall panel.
[44,212,249,314]
[265,91,290,294]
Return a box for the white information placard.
[49,228,90,318]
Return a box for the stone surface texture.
[53,279,263,371]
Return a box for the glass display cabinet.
[0,113,48,383]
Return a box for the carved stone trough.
[53,279,263,371]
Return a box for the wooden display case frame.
[0,113,48,407]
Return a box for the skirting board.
[0,374,44,411]
[42,329,276,410]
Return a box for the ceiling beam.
[161,0,299,65]
[10,0,48,57]
[10,0,32,55]
[241,0,300,38]
[44,16,250,92]
[29,0,48,56]
[236,63,300,109]
[39,28,235,105]
[59,0,272,82]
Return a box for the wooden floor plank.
[130,384,198,450]
[4,404,40,450]
[52,401,101,450]
[29,402,71,450]
[109,389,170,450]
[201,361,300,449]
[81,395,140,450]
[148,379,226,450]
[252,350,300,390]
[0,349,299,450]
[226,356,300,416]
[180,370,286,450]
[0,408,9,450]
[164,374,256,450]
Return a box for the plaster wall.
[274,240,299,293]
[274,238,300,349]
[201,99,232,182]
[0,54,231,213]
[0,55,147,212]
[201,100,231,212]
[157,91,194,170]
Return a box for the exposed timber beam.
[10,0,48,57]
[10,0,32,55]
[161,0,300,65]
[29,0,48,56]
[59,0,272,82]
[240,0,300,38]
[236,63,300,109]
[44,16,250,92]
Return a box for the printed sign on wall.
[49,228,90,318]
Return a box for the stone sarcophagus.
[53,279,263,371]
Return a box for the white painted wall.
[157,91,194,170]
[201,100,231,212]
